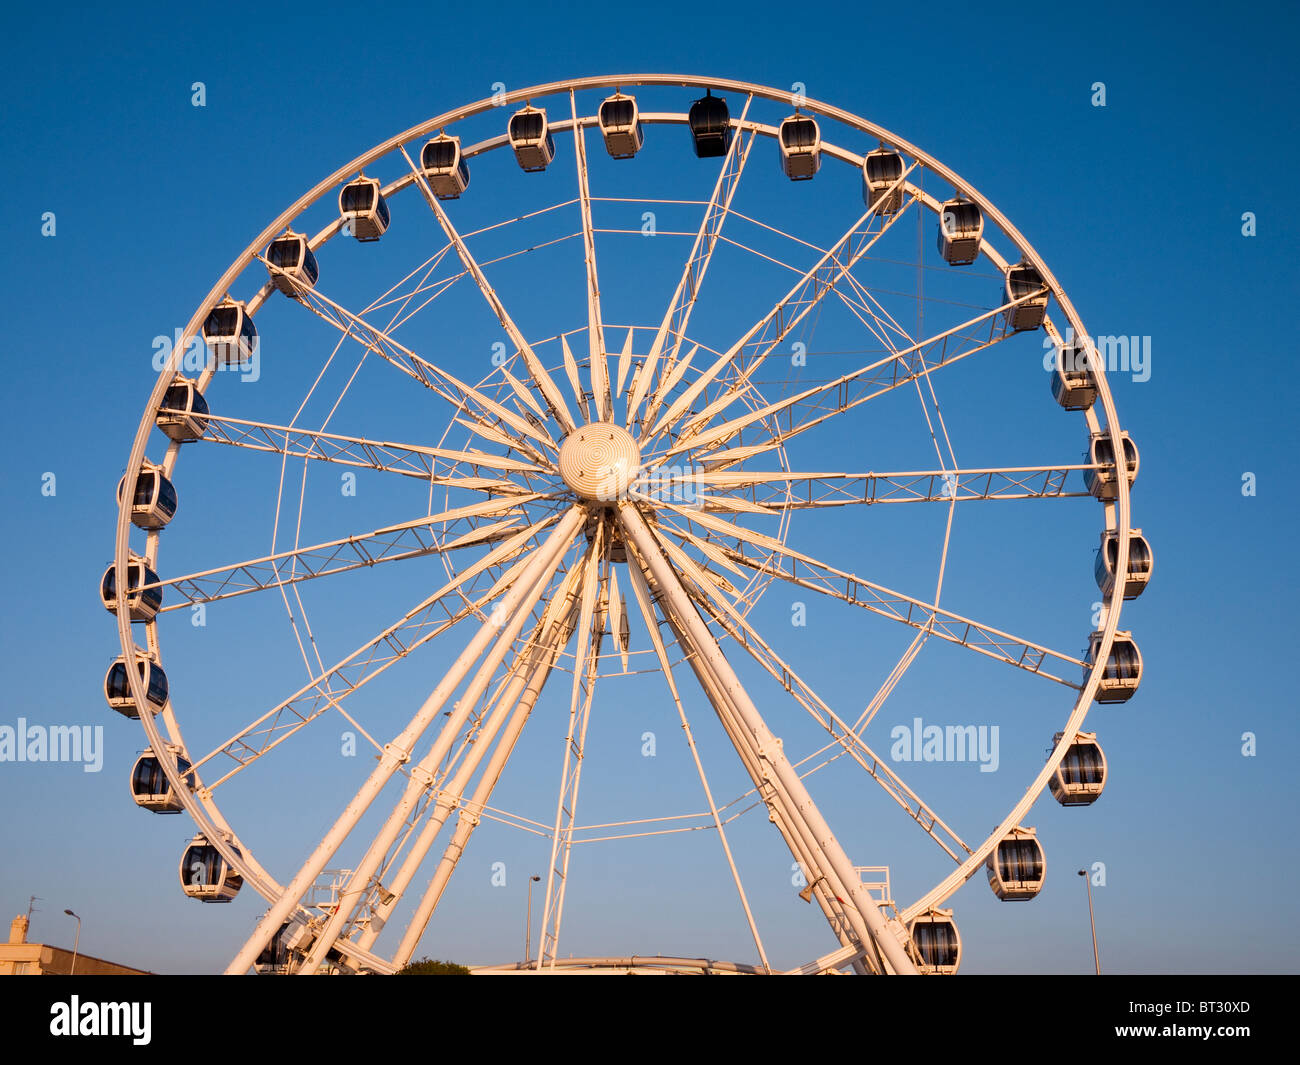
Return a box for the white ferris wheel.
[107,75,1150,975]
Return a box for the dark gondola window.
[1129,537,1152,572]
[943,203,981,234]
[1104,644,1140,681]
[132,757,165,796]
[867,153,903,183]
[131,472,157,507]
[106,662,130,700]
[185,847,217,885]
[268,239,302,269]
[1094,437,1137,472]
[103,561,163,613]
[257,926,289,967]
[162,383,189,412]
[602,99,635,128]
[781,119,817,149]
[511,112,544,141]
[205,306,241,337]
[998,840,1044,884]
[1061,745,1105,786]
[146,664,169,705]
[1103,536,1152,576]
[1007,265,1045,299]
[341,183,375,213]
[423,141,458,170]
[163,383,208,417]
[138,755,192,796]
[109,658,167,707]
[915,923,958,967]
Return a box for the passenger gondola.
[862,148,906,215]
[1002,261,1050,332]
[508,105,556,171]
[104,651,169,718]
[1049,731,1107,806]
[255,918,312,973]
[130,747,194,813]
[338,175,391,239]
[598,92,643,158]
[1087,630,1142,703]
[688,90,732,158]
[986,827,1045,900]
[265,231,319,296]
[1051,339,1097,410]
[179,836,244,902]
[100,556,162,621]
[156,377,209,442]
[1084,431,1139,501]
[936,198,983,265]
[1095,529,1154,599]
[420,134,470,199]
[908,908,961,974]
[117,463,177,529]
[778,113,821,180]
[201,298,258,366]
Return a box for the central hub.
[558,423,642,502]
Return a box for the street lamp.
[1076,871,1100,974]
[63,910,81,976]
[525,875,541,963]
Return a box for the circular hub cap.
[558,423,642,502]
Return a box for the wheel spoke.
[570,93,611,422]
[151,495,552,609]
[291,281,559,455]
[627,99,756,430]
[643,166,919,445]
[400,143,579,433]
[657,507,1084,687]
[176,409,548,482]
[189,518,557,789]
[661,291,1038,462]
[685,464,1097,510]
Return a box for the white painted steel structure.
[110,75,1147,975]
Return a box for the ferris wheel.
[106,75,1151,975]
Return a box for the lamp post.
[63,909,81,976]
[1076,871,1100,974]
[525,875,541,963]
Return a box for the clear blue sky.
[1,0,1297,975]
